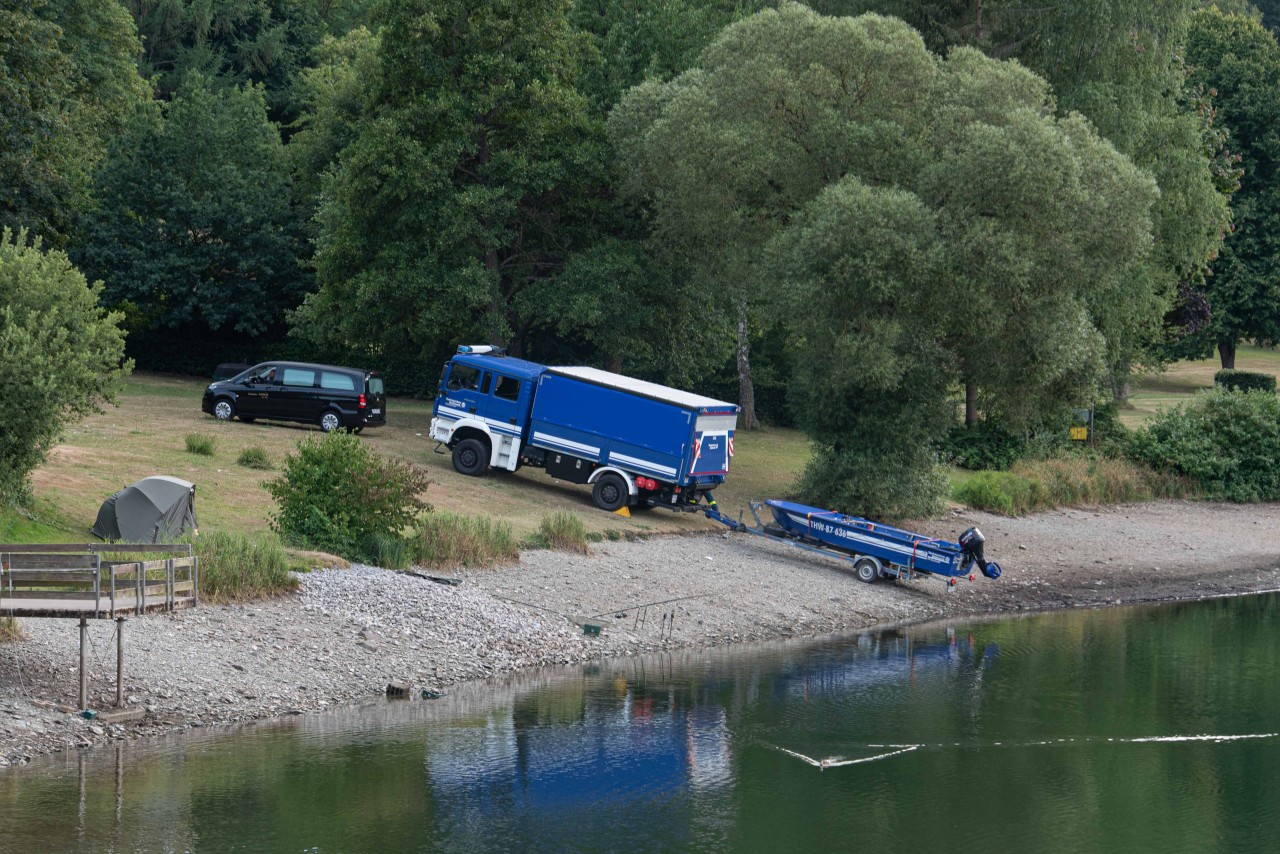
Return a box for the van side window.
[320,371,356,391]
[282,368,316,387]
[494,375,521,401]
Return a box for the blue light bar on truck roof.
[456,345,507,355]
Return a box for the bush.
[192,529,299,601]
[0,229,130,504]
[236,446,272,469]
[1214,369,1276,394]
[265,430,431,559]
[953,454,1192,514]
[185,433,216,456]
[1127,387,1280,501]
[363,531,411,569]
[410,512,520,569]
[799,442,950,522]
[934,421,1025,471]
[536,511,591,554]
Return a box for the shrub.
[953,454,1192,514]
[192,529,299,601]
[236,446,272,469]
[410,512,520,569]
[265,430,431,559]
[1127,387,1280,501]
[537,511,591,554]
[363,531,411,569]
[934,421,1025,471]
[185,433,216,456]
[1214,369,1276,394]
[799,442,950,522]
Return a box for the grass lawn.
[1122,344,1280,428]
[27,372,813,542]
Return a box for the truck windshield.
[447,364,481,391]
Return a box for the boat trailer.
[702,498,1001,588]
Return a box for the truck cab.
[430,347,544,474]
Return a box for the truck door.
[441,362,490,421]
[486,373,528,430]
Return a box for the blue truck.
[429,345,740,512]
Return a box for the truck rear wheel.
[592,473,629,512]
[452,438,489,476]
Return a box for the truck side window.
[479,372,491,394]
[494,375,521,401]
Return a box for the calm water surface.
[2,592,1279,853]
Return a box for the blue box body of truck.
[429,346,739,511]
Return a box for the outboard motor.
[959,527,1002,579]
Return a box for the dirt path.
[3,499,1279,766]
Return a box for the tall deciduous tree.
[613,8,1157,518]
[1186,8,1280,367]
[297,0,605,384]
[0,0,149,245]
[0,229,130,503]
[75,76,306,338]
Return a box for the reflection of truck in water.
[430,345,739,512]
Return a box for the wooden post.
[78,616,88,710]
[116,617,125,708]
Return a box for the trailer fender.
[587,466,637,497]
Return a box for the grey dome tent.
[92,476,198,543]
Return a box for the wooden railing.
[0,543,198,618]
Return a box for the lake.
[2,592,1278,853]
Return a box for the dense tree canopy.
[297,0,607,386]
[0,0,149,245]
[1186,8,1280,368]
[75,76,306,338]
[613,7,1157,517]
[0,229,130,502]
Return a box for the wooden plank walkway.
[1,543,199,710]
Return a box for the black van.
[202,362,387,432]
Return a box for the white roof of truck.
[548,366,738,412]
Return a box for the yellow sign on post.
[1070,425,1089,441]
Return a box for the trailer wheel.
[854,557,880,584]
[592,473,629,512]
[452,438,489,476]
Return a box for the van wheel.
[592,474,629,512]
[213,399,235,421]
[452,438,489,476]
[319,410,342,433]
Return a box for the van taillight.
[358,393,367,409]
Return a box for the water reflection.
[2,594,1279,853]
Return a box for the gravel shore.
[4,499,1280,767]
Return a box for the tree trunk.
[737,302,760,430]
[964,382,978,427]
[1218,339,1236,370]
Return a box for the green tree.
[1186,8,1280,368]
[0,0,148,245]
[613,8,1157,518]
[75,76,307,339]
[821,0,1232,399]
[298,0,605,383]
[126,0,325,124]
[0,229,130,503]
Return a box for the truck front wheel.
[452,438,489,476]
[592,473,629,512]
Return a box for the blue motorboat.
[704,498,1001,586]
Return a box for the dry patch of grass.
[31,373,812,541]
[1123,344,1280,428]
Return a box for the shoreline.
[4,498,1280,767]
